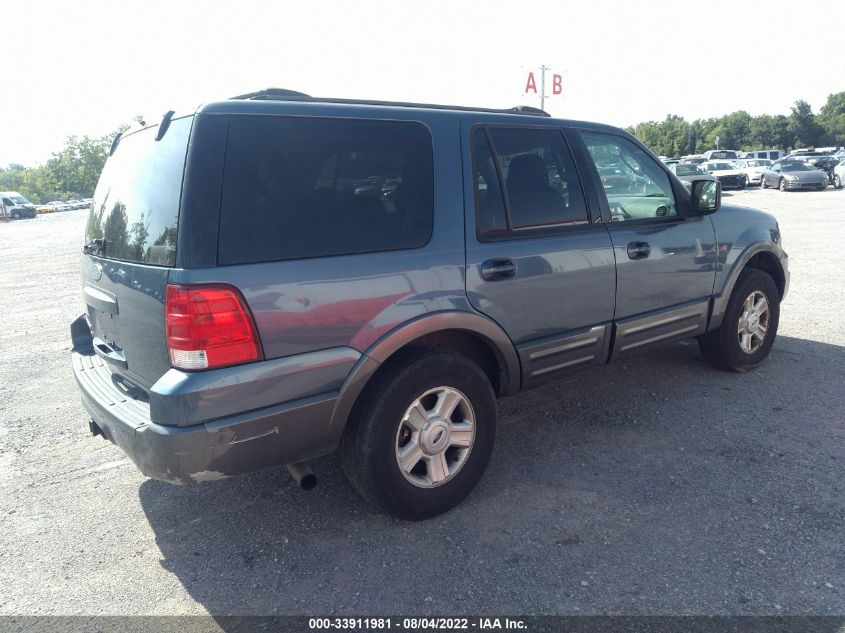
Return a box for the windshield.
[675,164,704,176]
[85,116,192,266]
[782,163,813,172]
[708,151,736,159]
[748,160,771,167]
[10,196,30,204]
[708,163,734,171]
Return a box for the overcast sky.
[4,0,842,166]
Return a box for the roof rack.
[229,88,551,117]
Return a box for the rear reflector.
[165,284,263,370]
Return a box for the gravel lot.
[0,188,843,617]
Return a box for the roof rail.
[228,88,551,117]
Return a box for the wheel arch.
[328,311,521,438]
[710,245,786,331]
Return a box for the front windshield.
[709,163,734,171]
[748,160,771,167]
[10,196,30,204]
[675,164,704,176]
[782,163,813,172]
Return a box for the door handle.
[627,241,651,260]
[481,259,517,281]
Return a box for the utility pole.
[540,64,548,111]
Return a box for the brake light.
[165,284,263,370]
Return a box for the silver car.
[734,159,772,186]
[833,161,845,189]
[761,161,828,191]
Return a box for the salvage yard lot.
[0,188,843,616]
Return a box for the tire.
[743,175,750,188]
[835,174,842,189]
[698,268,780,372]
[760,176,768,189]
[340,349,496,520]
[778,178,787,192]
[11,211,20,220]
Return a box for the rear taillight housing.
[165,284,263,370]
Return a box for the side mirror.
[690,179,720,215]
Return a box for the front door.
[463,122,617,388]
[573,130,718,357]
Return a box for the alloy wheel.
[737,290,770,354]
[394,386,476,488]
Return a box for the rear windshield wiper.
[83,239,107,256]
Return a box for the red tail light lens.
[165,284,263,370]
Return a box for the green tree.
[788,100,822,148]
[817,92,845,146]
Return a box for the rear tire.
[340,349,496,520]
[698,268,780,372]
[835,174,842,189]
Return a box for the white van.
[702,149,739,161]
[0,191,38,219]
[744,150,786,161]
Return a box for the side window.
[472,126,589,238]
[218,116,434,264]
[771,164,781,173]
[579,132,677,222]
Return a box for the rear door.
[81,116,193,389]
[463,122,616,388]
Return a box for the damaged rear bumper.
[71,345,355,484]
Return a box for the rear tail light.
[165,284,263,370]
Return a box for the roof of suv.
[192,88,623,133]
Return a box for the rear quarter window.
[218,115,434,265]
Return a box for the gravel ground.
[0,188,843,617]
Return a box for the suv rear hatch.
[79,115,193,390]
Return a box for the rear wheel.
[835,174,842,189]
[340,349,496,520]
[698,268,780,372]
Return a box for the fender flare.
[327,311,521,439]
[710,244,786,330]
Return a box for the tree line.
[0,124,128,204]
[626,92,845,158]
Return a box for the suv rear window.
[218,115,434,265]
[84,116,192,266]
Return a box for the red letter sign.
[552,74,563,95]
[525,72,537,94]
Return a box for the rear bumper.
[71,342,357,485]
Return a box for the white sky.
[4,0,842,166]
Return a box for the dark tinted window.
[472,126,588,238]
[84,117,191,266]
[218,116,433,265]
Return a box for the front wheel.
[340,350,496,520]
[835,174,842,189]
[779,178,787,192]
[11,211,21,220]
[760,176,768,189]
[698,268,780,372]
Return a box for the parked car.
[46,200,72,212]
[71,90,788,519]
[669,162,717,189]
[761,161,828,191]
[679,154,706,165]
[795,155,841,184]
[1,191,38,219]
[702,161,746,189]
[66,199,85,210]
[833,161,845,189]
[734,159,773,186]
[744,150,786,161]
[36,203,57,213]
[702,149,739,161]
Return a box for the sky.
[3,0,842,166]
